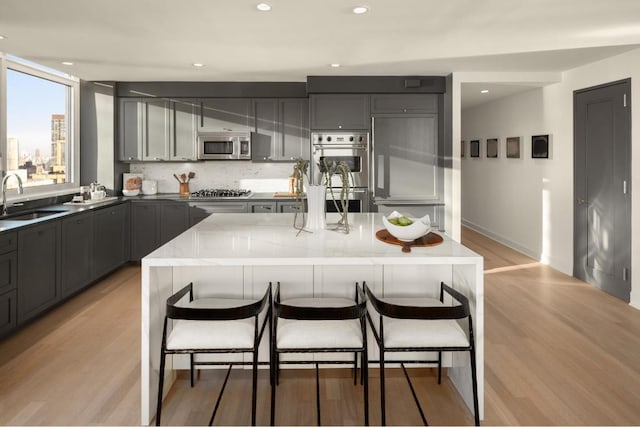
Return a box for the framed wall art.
[506,136,521,159]
[532,134,550,159]
[486,138,498,158]
[470,139,480,158]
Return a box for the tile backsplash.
[129,161,296,193]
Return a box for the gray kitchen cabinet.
[310,94,370,130]
[199,99,252,132]
[0,232,17,295]
[119,98,198,162]
[93,204,128,279]
[119,98,144,161]
[248,201,276,213]
[252,98,309,162]
[160,202,189,243]
[17,221,61,324]
[61,212,93,297]
[189,202,248,226]
[143,99,171,161]
[370,94,438,114]
[277,200,305,213]
[172,99,198,161]
[0,289,16,337]
[130,201,190,260]
[0,232,17,337]
[130,202,161,261]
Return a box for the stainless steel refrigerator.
[370,114,444,229]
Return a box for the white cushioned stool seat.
[166,298,256,350]
[376,297,469,348]
[277,297,363,349]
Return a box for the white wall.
[458,47,640,308]
[462,88,552,262]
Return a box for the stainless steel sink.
[1,210,66,221]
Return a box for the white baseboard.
[461,219,541,261]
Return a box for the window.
[1,55,79,195]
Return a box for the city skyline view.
[6,68,66,159]
[6,68,69,185]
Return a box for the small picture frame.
[486,138,498,158]
[532,134,550,159]
[506,137,521,159]
[461,140,465,158]
[470,140,480,158]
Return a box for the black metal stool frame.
[364,281,479,426]
[270,281,369,426]
[156,282,272,426]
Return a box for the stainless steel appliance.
[325,188,369,213]
[311,132,369,188]
[190,188,252,199]
[371,114,444,227]
[197,131,251,160]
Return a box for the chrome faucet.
[2,173,24,216]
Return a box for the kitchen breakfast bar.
[141,213,484,425]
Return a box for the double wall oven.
[311,132,370,213]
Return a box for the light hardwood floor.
[0,228,639,425]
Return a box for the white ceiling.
[1,0,640,106]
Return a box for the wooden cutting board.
[375,229,443,253]
[273,192,299,197]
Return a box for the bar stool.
[270,281,369,426]
[156,282,271,426]
[364,281,479,426]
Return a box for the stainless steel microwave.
[197,132,251,160]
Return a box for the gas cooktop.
[189,189,252,199]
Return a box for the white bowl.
[382,211,431,242]
[122,189,140,197]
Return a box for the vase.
[304,184,326,231]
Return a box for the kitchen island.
[141,213,483,425]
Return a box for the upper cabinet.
[119,98,198,162]
[370,94,438,114]
[252,98,309,162]
[310,94,370,130]
[119,98,144,161]
[199,99,252,132]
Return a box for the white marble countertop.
[142,213,481,266]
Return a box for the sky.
[6,68,66,157]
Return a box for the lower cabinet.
[0,290,16,337]
[248,201,276,213]
[130,202,161,261]
[160,203,188,243]
[277,200,305,213]
[93,204,128,279]
[130,201,189,261]
[61,212,93,297]
[17,221,61,324]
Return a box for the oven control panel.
[312,132,369,146]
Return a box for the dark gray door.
[574,79,631,302]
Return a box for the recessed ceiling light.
[352,6,369,14]
[256,3,271,11]
[192,63,204,68]
[61,61,73,66]
[481,89,489,94]
[0,35,6,40]
[330,63,341,68]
